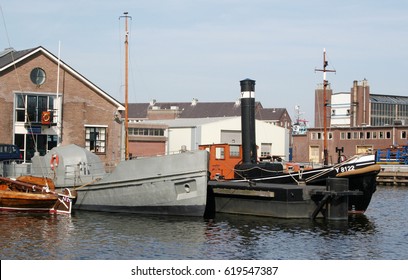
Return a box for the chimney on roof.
[191,98,198,106]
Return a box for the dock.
[377,165,408,186]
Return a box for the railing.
[0,160,31,178]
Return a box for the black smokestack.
[240,79,257,164]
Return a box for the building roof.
[0,46,124,110]
[140,117,238,128]
[0,47,37,68]
[127,101,288,121]
[370,94,408,105]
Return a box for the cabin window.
[401,131,407,139]
[215,147,225,160]
[85,126,107,154]
[229,145,240,158]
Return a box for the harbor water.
[1,186,407,260]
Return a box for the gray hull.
[74,150,209,216]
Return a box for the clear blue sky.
[1,0,407,125]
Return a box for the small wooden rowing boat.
[0,176,76,214]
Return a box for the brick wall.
[0,50,122,163]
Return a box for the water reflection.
[0,213,75,259]
[203,213,378,259]
[1,187,407,260]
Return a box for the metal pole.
[315,49,336,166]
[120,12,132,160]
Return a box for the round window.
[30,67,46,85]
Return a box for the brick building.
[293,79,408,164]
[0,47,124,163]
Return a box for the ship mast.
[315,48,336,165]
[120,12,131,160]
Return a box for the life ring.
[50,154,59,170]
[340,155,347,162]
[41,111,51,124]
[43,112,50,122]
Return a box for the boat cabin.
[199,144,242,180]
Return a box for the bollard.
[326,178,349,220]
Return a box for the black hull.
[233,159,380,213]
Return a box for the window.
[13,133,57,161]
[129,128,164,136]
[15,93,55,123]
[215,147,224,159]
[30,67,46,85]
[261,143,272,157]
[85,126,107,154]
[311,132,324,140]
[401,131,407,139]
[229,145,240,157]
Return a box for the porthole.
[30,67,46,85]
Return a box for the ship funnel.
[240,79,257,164]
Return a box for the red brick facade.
[293,79,408,164]
[0,47,123,163]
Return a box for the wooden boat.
[0,176,76,214]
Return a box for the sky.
[1,0,407,125]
